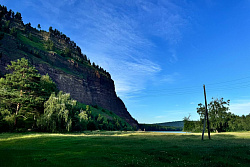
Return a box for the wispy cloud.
[230,100,250,116]
[160,72,179,84]
[73,0,189,97]
[136,0,188,44]
[169,50,178,63]
[18,0,190,97]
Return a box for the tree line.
[139,124,182,131]
[48,26,111,78]
[0,5,22,21]
[0,58,134,132]
[183,98,250,132]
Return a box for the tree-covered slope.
[0,4,139,130]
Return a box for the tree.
[15,12,22,20]
[183,114,195,132]
[0,33,4,46]
[6,9,12,18]
[76,109,88,131]
[37,24,41,31]
[3,20,10,33]
[26,22,31,27]
[38,91,76,132]
[0,78,16,130]
[28,32,32,40]
[97,114,104,124]
[0,58,44,128]
[11,11,15,19]
[49,26,53,33]
[197,98,230,132]
[86,105,92,119]
[97,114,104,129]
[10,27,17,37]
[87,120,97,131]
[0,5,8,15]
[44,40,54,50]
[40,74,57,99]
[62,47,71,57]
[0,11,4,39]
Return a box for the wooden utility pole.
[201,103,207,140]
[202,84,211,140]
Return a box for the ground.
[0,131,249,166]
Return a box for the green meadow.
[0,132,249,167]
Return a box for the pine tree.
[37,24,41,31]
[14,12,22,20]
[0,58,54,129]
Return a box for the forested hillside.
[0,5,138,131]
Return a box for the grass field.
[0,131,249,167]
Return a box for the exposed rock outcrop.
[0,17,139,129]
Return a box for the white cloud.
[230,100,250,116]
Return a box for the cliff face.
[35,56,138,128]
[0,18,139,128]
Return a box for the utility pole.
[201,103,207,140]
[202,84,211,140]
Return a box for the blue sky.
[2,0,250,123]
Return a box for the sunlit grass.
[0,131,249,167]
[17,32,45,51]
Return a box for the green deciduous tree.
[197,98,230,132]
[38,91,76,132]
[183,114,195,132]
[87,120,97,131]
[76,109,88,131]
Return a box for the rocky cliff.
[0,14,139,128]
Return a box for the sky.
[1,0,250,123]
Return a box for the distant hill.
[139,121,184,131]
[156,121,184,128]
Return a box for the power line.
[128,77,250,98]
[140,75,250,93]
[206,76,250,86]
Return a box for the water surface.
[149,131,190,133]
